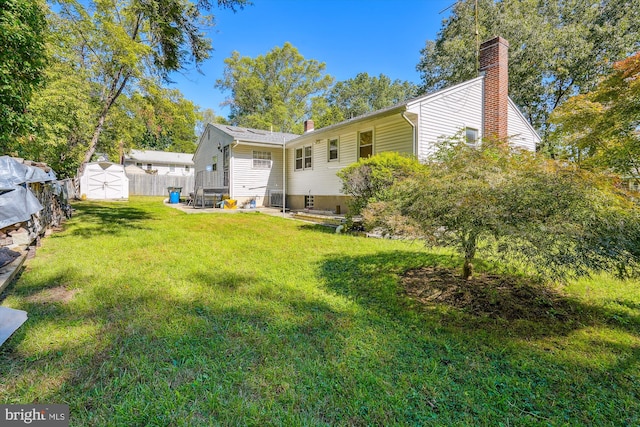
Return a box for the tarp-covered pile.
[0,156,56,229]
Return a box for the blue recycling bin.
[168,187,182,204]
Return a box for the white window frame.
[304,145,312,169]
[252,150,272,169]
[295,145,312,171]
[328,138,339,162]
[465,127,479,146]
[295,148,303,171]
[358,130,373,159]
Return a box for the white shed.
[80,162,129,200]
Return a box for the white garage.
[80,162,129,200]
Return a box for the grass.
[1,196,639,426]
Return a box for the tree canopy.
[551,51,640,177]
[312,73,418,128]
[128,79,200,153]
[0,0,47,150]
[417,0,640,153]
[216,42,334,134]
[52,0,247,172]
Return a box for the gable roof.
[288,78,484,143]
[287,76,541,144]
[210,123,299,146]
[125,149,194,165]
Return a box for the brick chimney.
[303,119,314,133]
[479,36,509,142]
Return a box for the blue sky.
[170,0,455,118]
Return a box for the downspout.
[401,111,417,157]
[230,140,239,199]
[282,137,286,218]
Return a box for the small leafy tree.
[359,141,640,280]
[337,152,424,217]
[550,52,640,177]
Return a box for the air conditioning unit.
[269,190,283,207]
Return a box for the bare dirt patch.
[401,267,575,321]
[26,286,79,304]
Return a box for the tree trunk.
[77,70,131,176]
[462,231,478,280]
[463,259,474,280]
[78,108,109,175]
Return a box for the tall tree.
[550,52,640,177]
[416,0,640,154]
[129,79,200,153]
[55,0,247,172]
[216,42,334,133]
[195,107,228,137]
[313,72,418,127]
[0,0,47,150]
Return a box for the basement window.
[304,195,314,209]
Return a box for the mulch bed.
[401,267,574,321]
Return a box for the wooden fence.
[128,174,195,196]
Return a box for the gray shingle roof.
[211,124,299,145]
[126,150,194,165]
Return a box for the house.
[192,124,298,206]
[193,36,540,212]
[123,149,194,176]
[285,36,540,212]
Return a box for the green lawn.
[1,197,639,426]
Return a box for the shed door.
[87,164,123,199]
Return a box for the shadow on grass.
[296,223,339,234]
[319,250,640,339]
[2,254,639,425]
[65,203,153,238]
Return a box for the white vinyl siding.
[374,118,413,155]
[507,100,539,151]
[193,124,232,189]
[410,77,484,162]
[286,115,413,197]
[232,145,283,200]
[285,76,539,199]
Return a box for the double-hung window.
[328,138,339,162]
[253,150,272,169]
[358,130,373,159]
[295,145,313,170]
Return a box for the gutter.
[401,112,417,157]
